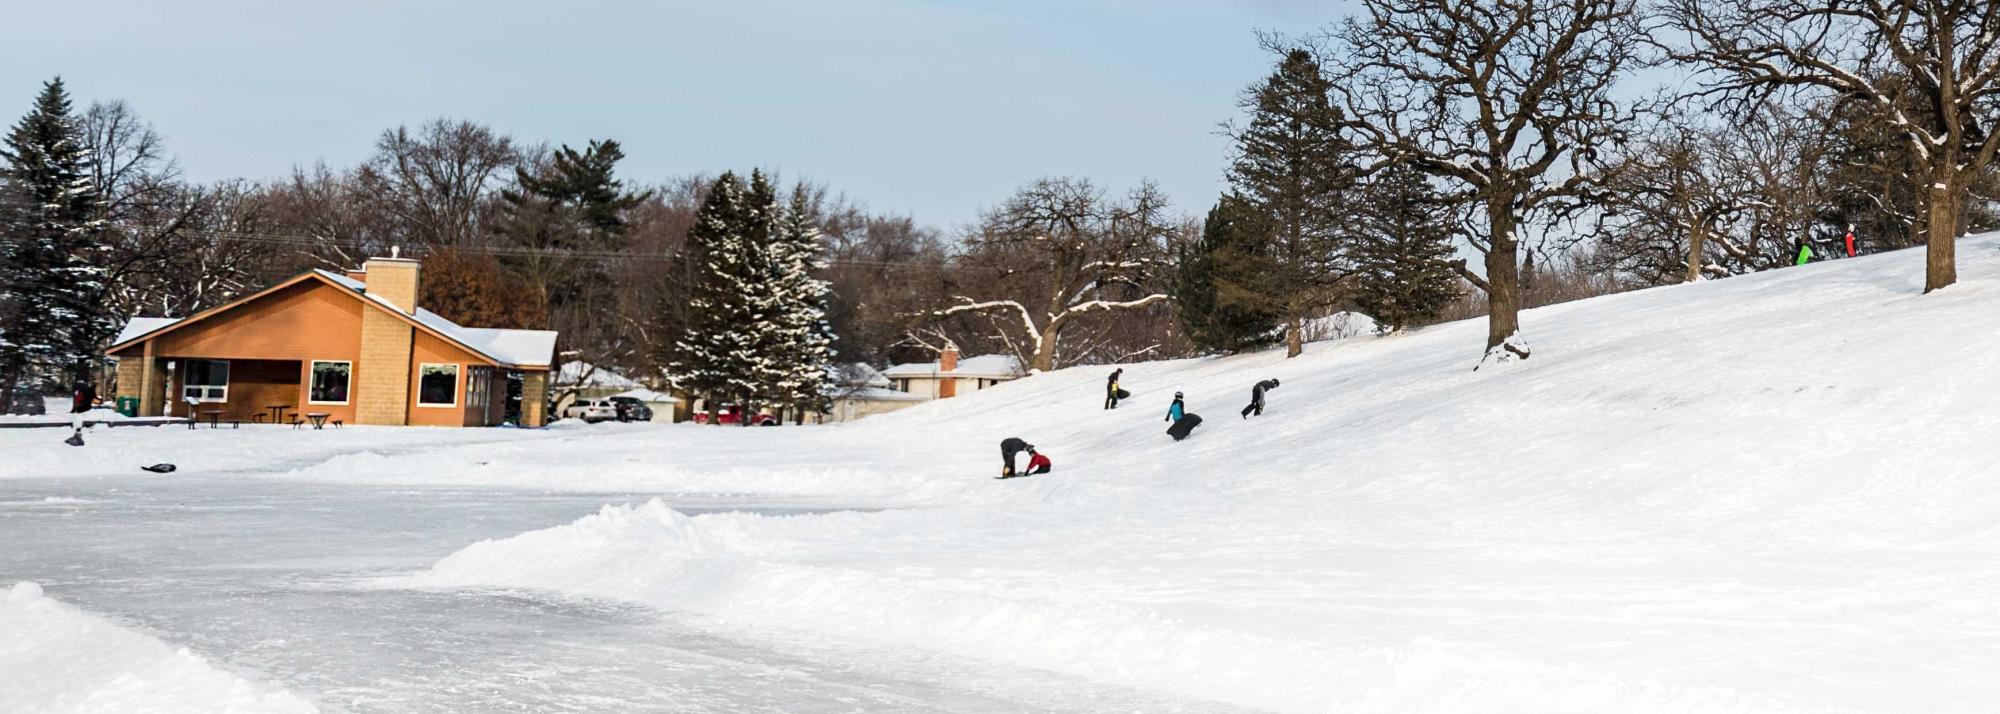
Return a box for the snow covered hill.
[393,235,2000,712]
[9,235,2000,712]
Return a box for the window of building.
[309,361,351,404]
[182,359,229,403]
[419,364,459,407]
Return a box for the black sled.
[1166,413,1203,441]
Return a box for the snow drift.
[0,582,315,714]
[406,236,2000,711]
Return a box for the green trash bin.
[116,396,139,418]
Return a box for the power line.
[0,216,985,273]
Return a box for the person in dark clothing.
[71,379,96,414]
[1023,448,1052,475]
[1000,437,1033,477]
[1240,378,1279,418]
[1165,392,1185,422]
[1105,369,1124,409]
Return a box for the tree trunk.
[1285,315,1303,358]
[1030,335,1057,373]
[1483,199,1528,359]
[1684,221,1707,284]
[1925,180,1960,293]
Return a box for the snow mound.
[0,582,315,714]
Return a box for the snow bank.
[0,582,315,714]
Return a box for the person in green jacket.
[1794,240,1813,266]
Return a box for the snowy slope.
[14,236,2000,711]
[0,583,316,714]
[400,236,2000,712]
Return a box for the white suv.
[561,399,617,423]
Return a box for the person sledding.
[1105,368,1126,410]
[1023,447,1052,476]
[1166,392,1203,441]
[999,437,1033,478]
[1240,378,1279,419]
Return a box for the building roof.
[113,317,181,345]
[557,361,640,389]
[882,354,1025,380]
[323,270,558,368]
[830,362,892,389]
[610,388,679,403]
[108,269,558,370]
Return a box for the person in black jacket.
[1240,378,1279,419]
[999,437,1033,477]
[1104,368,1124,410]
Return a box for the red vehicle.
[692,405,778,425]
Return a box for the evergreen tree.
[1228,48,1356,357]
[1174,194,1282,353]
[496,138,647,333]
[1350,163,1462,332]
[0,77,109,411]
[663,172,759,421]
[769,186,836,418]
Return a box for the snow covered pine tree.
[0,77,110,413]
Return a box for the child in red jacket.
[1024,448,1052,476]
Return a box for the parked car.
[692,405,778,426]
[608,396,653,423]
[561,399,617,423]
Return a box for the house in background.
[106,254,558,427]
[825,363,925,423]
[882,345,1023,400]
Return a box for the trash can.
[116,396,139,417]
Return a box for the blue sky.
[2,0,1343,227]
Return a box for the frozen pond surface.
[0,473,1245,713]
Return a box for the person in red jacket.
[1023,448,1052,476]
[1844,226,1857,258]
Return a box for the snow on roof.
[314,270,557,368]
[113,317,182,346]
[831,362,892,388]
[316,269,365,291]
[610,388,678,403]
[557,361,639,389]
[882,354,1025,380]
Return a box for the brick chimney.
[362,249,420,315]
[939,342,959,373]
[937,342,960,399]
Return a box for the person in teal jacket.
[1165,392,1185,422]
[1795,240,1813,266]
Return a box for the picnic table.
[303,412,332,430]
[265,404,292,425]
[199,410,227,429]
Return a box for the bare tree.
[1663,0,2000,293]
[1327,0,1643,365]
[940,178,1173,373]
[355,118,517,249]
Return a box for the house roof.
[557,361,640,389]
[610,388,679,403]
[113,317,181,346]
[882,354,1025,380]
[108,269,558,370]
[830,362,892,389]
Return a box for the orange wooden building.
[107,256,557,427]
